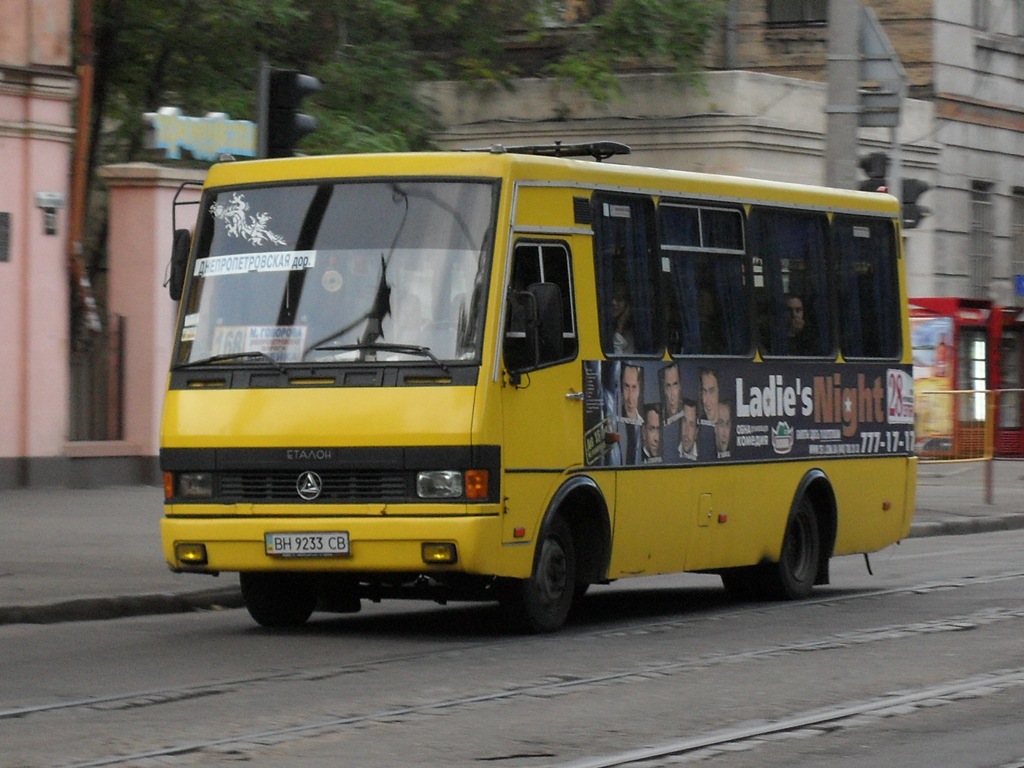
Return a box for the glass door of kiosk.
[996,321,1024,456]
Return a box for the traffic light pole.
[825,0,860,190]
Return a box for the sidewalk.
[1,461,1022,625]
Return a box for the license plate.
[265,531,350,558]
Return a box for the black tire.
[499,516,577,633]
[721,498,820,601]
[767,497,820,599]
[720,565,766,601]
[240,572,317,628]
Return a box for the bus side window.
[749,208,832,357]
[593,194,661,356]
[659,203,750,356]
[833,216,901,359]
[504,241,578,372]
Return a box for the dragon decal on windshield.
[210,192,287,247]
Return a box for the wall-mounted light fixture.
[35,191,66,236]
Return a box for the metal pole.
[825,0,860,189]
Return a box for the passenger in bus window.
[619,363,644,464]
[715,400,733,459]
[785,293,816,354]
[642,403,663,464]
[611,282,635,354]
[678,398,699,461]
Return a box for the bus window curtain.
[715,255,749,354]
[835,225,865,357]
[669,255,700,353]
[594,214,617,352]
[750,214,788,355]
[595,197,658,354]
[625,203,657,353]
[659,205,699,354]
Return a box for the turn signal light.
[464,469,489,500]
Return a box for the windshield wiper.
[175,351,287,373]
[308,342,449,372]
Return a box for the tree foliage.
[89,0,725,166]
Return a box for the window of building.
[970,182,994,298]
[0,212,9,263]
[1012,0,1024,36]
[973,0,990,31]
[658,202,751,356]
[1011,188,1024,287]
[832,215,901,359]
[593,194,662,357]
[748,207,833,357]
[767,0,827,25]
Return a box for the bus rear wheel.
[768,497,820,599]
[240,572,317,628]
[499,516,576,633]
[721,498,820,601]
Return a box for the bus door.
[500,239,583,544]
[591,193,690,576]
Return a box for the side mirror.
[528,282,564,362]
[505,282,564,379]
[169,229,190,301]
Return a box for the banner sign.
[144,107,257,161]
[582,360,914,467]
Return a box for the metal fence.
[916,387,1024,460]
[69,314,125,441]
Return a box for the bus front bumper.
[161,509,525,577]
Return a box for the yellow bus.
[161,142,917,632]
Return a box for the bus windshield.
[174,180,498,366]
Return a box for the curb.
[3,516,1024,626]
[0,587,243,626]
[907,512,1024,539]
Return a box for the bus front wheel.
[240,572,317,628]
[499,516,577,633]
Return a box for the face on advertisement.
[662,365,681,416]
[715,400,732,453]
[621,365,641,419]
[681,401,698,453]
[700,368,720,422]
[643,406,661,455]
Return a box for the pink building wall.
[0,0,75,486]
[95,164,205,482]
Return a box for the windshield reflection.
[175,180,497,367]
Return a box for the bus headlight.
[178,472,214,498]
[416,470,463,498]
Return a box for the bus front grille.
[219,471,410,502]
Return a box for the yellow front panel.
[163,385,476,449]
[162,510,523,576]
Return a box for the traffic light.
[901,177,931,229]
[858,152,889,193]
[257,65,322,158]
[858,152,930,229]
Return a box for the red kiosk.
[909,297,1024,458]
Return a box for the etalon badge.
[296,471,323,500]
